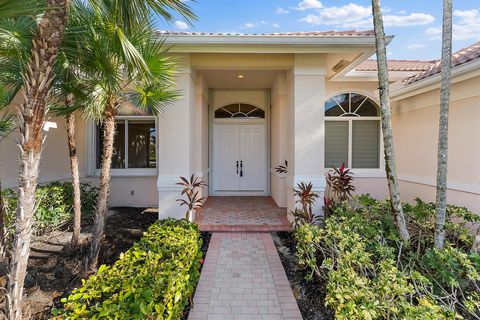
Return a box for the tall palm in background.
[434,0,453,250]
[371,0,410,242]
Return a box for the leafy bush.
[53,219,202,320]
[1,181,98,238]
[295,196,480,319]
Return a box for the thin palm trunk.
[371,0,410,242]
[87,99,116,271]
[0,180,5,257]
[66,97,82,247]
[434,0,453,250]
[7,1,69,318]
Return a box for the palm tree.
[434,0,453,250]
[52,38,94,247]
[0,4,38,262]
[1,0,70,317]
[0,86,16,258]
[371,0,410,242]
[66,2,187,270]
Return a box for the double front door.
[213,123,267,194]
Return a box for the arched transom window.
[215,103,265,119]
[325,93,381,169]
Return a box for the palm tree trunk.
[7,1,69,319]
[65,98,82,247]
[87,99,116,271]
[371,0,410,242]
[434,0,453,250]
[0,180,5,257]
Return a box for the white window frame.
[324,93,386,178]
[88,116,158,177]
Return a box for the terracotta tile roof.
[356,59,436,72]
[159,30,376,37]
[404,41,480,84]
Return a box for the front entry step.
[195,197,291,232]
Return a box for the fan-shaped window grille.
[325,93,379,117]
[215,103,265,119]
[324,93,381,169]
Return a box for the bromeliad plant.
[290,182,320,227]
[176,175,207,222]
[324,163,355,217]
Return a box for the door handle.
[240,161,243,177]
[236,161,239,174]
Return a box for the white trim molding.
[324,168,386,178]
[398,174,480,195]
[287,174,327,192]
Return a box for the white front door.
[213,122,267,194]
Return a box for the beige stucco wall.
[0,115,72,188]
[392,76,480,213]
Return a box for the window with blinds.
[324,93,380,169]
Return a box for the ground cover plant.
[1,181,98,243]
[294,195,480,319]
[52,219,203,319]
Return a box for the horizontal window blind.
[352,120,379,168]
[325,121,349,168]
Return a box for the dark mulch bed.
[6,207,158,319]
[182,231,211,320]
[272,231,333,320]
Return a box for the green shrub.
[1,181,98,237]
[294,196,480,319]
[52,219,202,320]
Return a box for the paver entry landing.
[189,233,302,320]
[196,197,290,232]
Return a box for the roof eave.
[160,34,392,53]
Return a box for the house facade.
[0,31,478,218]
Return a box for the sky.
[155,0,480,61]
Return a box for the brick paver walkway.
[196,197,290,232]
[189,233,302,320]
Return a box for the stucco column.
[157,54,195,219]
[286,54,326,213]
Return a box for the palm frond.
[0,0,44,19]
[87,0,196,33]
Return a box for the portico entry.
[210,90,269,196]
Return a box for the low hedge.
[295,195,480,319]
[52,219,202,319]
